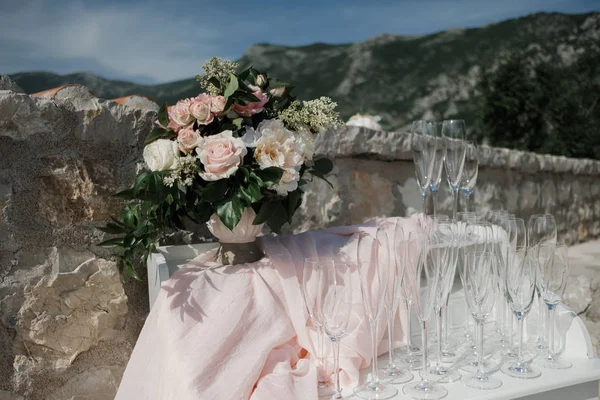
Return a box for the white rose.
[143,139,180,171]
[196,130,247,181]
[273,167,300,195]
[254,120,304,170]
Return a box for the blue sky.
[0,0,598,83]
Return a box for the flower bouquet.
[98,58,341,277]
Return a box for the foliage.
[476,43,600,159]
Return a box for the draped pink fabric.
[115,216,421,400]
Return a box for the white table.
[148,243,600,399]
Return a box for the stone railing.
[294,126,600,244]
[1,76,599,399]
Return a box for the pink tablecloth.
[115,216,420,400]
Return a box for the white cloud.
[0,0,243,82]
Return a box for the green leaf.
[165,193,174,205]
[232,118,243,130]
[311,171,334,188]
[224,73,239,98]
[157,103,169,128]
[253,202,276,225]
[96,223,125,234]
[235,92,260,104]
[312,158,334,175]
[285,189,303,223]
[113,188,135,199]
[98,237,124,249]
[193,202,214,224]
[237,182,262,205]
[202,179,229,202]
[216,196,244,231]
[133,222,149,238]
[124,261,142,281]
[254,167,284,187]
[144,126,170,145]
[266,202,288,234]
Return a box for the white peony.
[273,167,300,195]
[253,119,305,194]
[143,139,180,171]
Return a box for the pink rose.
[168,98,195,131]
[189,94,214,125]
[269,87,285,97]
[196,130,247,181]
[211,95,227,115]
[177,127,201,153]
[232,86,268,117]
[255,74,266,87]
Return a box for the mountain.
[9,12,600,131]
[8,71,200,106]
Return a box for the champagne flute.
[460,141,478,212]
[536,243,571,369]
[379,222,414,384]
[442,119,467,219]
[430,122,445,215]
[461,251,502,389]
[502,247,541,379]
[403,231,447,400]
[354,231,398,399]
[426,221,461,383]
[412,120,437,215]
[528,214,557,350]
[320,262,353,399]
[302,257,335,393]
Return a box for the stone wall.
[1,76,599,399]
[0,79,156,399]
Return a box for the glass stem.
[477,319,485,378]
[432,189,439,216]
[436,307,443,367]
[422,192,428,216]
[548,304,556,359]
[406,300,413,351]
[451,189,458,220]
[517,315,524,363]
[464,192,471,212]
[332,338,342,398]
[317,329,325,382]
[387,309,394,367]
[441,303,449,350]
[421,320,429,383]
[370,321,379,386]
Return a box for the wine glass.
[459,141,478,212]
[379,222,414,384]
[320,262,353,399]
[502,247,541,379]
[442,119,467,219]
[426,221,461,383]
[354,231,398,400]
[461,251,502,389]
[430,122,445,215]
[412,120,437,215]
[536,243,571,369]
[403,231,447,400]
[528,214,557,350]
[302,257,335,393]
